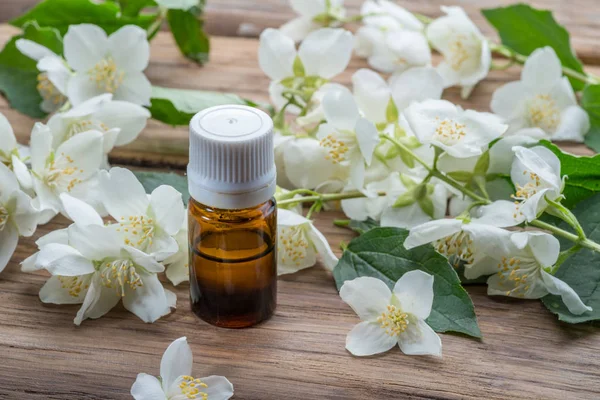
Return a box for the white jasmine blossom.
[64,24,151,106]
[47,93,151,155]
[426,6,491,98]
[316,89,380,191]
[404,99,508,158]
[483,231,591,315]
[29,123,105,221]
[491,47,590,142]
[340,272,441,357]
[0,112,31,182]
[367,30,431,74]
[0,163,38,273]
[131,337,234,400]
[16,38,70,112]
[361,0,423,32]
[277,208,338,275]
[280,0,346,42]
[98,167,185,261]
[164,217,189,286]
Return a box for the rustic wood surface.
[1,1,600,399]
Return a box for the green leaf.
[392,191,416,208]
[347,218,380,235]
[292,55,305,77]
[417,196,434,218]
[149,86,258,125]
[133,171,189,204]
[333,227,481,338]
[482,4,585,91]
[0,22,63,118]
[582,84,600,152]
[538,140,600,208]
[167,8,210,65]
[473,150,490,177]
[447,171,473,183]
[119,0,157,16]
[385,98,398,123]
[10,0,157,35]
[541,193,600,323]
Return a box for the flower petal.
[56,130,104,180]
[355,117,380,166]
[149,185,185,236]
[108,25,150,72]
[339,276,391,321]
[553,105,590,142]
[280,17,318,42]
[258,28,296,80]
[307,223,339,270]
[99,167,150,220]
[345,321,398,356]
[66,72,107,106]
[95,101,151,146]
[201,376,235,400]
[122,272,172,322]
[161,337,193,391]
[352,68,390,124]
[390,67,444,111]
[299,28,353,79]
[30,122,53,173]
[393,270,434,320]
[166,260,189,286]
[541,270,592,315]
[131,373,165,400]
[490,81,527,120]
[322,89,360,131]
[398,319,442,357]
[68,224,122,260]
[60,193,103,226]
[36,243,95,276]
[64,24,108,71]
[74,275,121,324]
[39,275,87,304]
[0,112,16,154]
[16,39,57,61]
[403,218,463,249]
[114,71,152,106]
[0,224,18,273]
[521,47,562,92]
[475,200,526,228]
[511,231,560,268]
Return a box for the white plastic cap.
[188,105,276,209]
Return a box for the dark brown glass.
[188,197,277,328]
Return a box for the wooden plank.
[0,24,595,169]
[2,0,600,65]
[2,209,600,399]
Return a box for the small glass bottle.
[187,105,277,328]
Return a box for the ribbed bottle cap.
[188,105,276,209]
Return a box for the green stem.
[530,220,600,253]
[277,191,386,207]
[430,170,488,203]
[379,135,432,172]
[334,219,351,227]
[147,7,167,39]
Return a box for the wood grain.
[2,211,600,399]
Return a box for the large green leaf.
[333,227,481,338]
[0,22,63,118]
[149,86,258,125]
[539,140,600,208]
[118,0,157,17]
[167,8,210,64]
[582,84,600,152]
[133,171,189,204]
[482,4,585,91]
[542,194,600,323]
[347,218,380,235]
[10,0,157,35]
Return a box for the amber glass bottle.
[187,105,277,328]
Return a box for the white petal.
[11,155,33,192]
[123,245,166,273]
[68,224,122,260]
[200,376,235,400]
[0,162,19,197]
[355,118,380,166]
[161,337,193,391]
[66,73,106,106]
[64,24,108,71]
[403,219,462,249]
[282,137,344,189]
[108,26,150,72]
[349,157,366,192]
[398,319,442,357]
[307,224,339,270]
[16,39,57,61]
[512,146,562,190]
[56,130,104,180]
[385,30,431,67]
[63,93,112,118]
[0,112,16,155]
[352,68,390,124]
[553,106,590,142]
[403,99,459,144]
[521,47,562,92]
[390,67,444,111]
[131,373,165,400]
[474,200,525,228]
[280,17,318,42]
[378,0,423,30]
[74,275,121,324]
[95,101,151,146]
[299,28,353,79]
[490,81,527,119]
[339,276,391,321]
[30,122,53,173]
[149,185,185,236]
[39,275,87,304]
[346,321,398,356]
[322,89,360,131]
[38,56,71,94]
[166,260,189,286]
[488,136,538,175]
[290,0,325,16]
[393,270,434,320]
[511,231,560,267]
[146,230,179,261]
[114,72,152,106]
[11,190,38,237]
[258,28,296,80]
[541,270,592,315]
[99,167,149,220]
[36,243,95,276]
[122,273,172,322]
[0,224,18,273]
[60,193,103,226]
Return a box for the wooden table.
[1,2,600,399]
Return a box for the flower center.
[319,134,354,164]
[527,94,560,132]
[177,375,208,400]
[43,152,84,192]
[37,72,66,109]
[434,230,474,267]
[65,120,110,141]
[0,205,8,231]
[99,259,143,297]
[448,35,470,70]
[495,256,537,297]
[88,57,125,94]
[377,305,409,336]
[278,226,310,266]
[58,275,91,297]
[116,216,155,249]
[433,118,466,145]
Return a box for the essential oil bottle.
[187,105,277,328]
